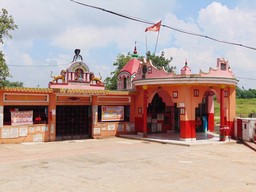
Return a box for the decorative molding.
[173,91,178,98]
[194,89,199,97]
[224,90,228,97]
[4,93,49,103]
[97,96,131,103]
[180,107,185,115]
[56,95,91,103]
[138,107,142,114]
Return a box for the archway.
[147,90,179,133]
[195,89,220,133]
[123,77,127,89]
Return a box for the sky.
[1,0,256,89]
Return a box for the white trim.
[133,77,238,87]
[180,138,196,141]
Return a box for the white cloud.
[21,53,33,66]
[158,2,256,89]
[198,2,256,44]
[53,26,115,50]
[1,0,256,89]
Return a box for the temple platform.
[119,132,236,146]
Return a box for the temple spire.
[132,41,138,58]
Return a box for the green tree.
[104,51,174,90]
[146,51,174,72]
[105,54,132,90]
[236,87,256,99]
[2,80,23,87]
[0,8,21,87]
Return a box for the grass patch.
[214,98,256,117]
[213,98,256,125]
[236,98,256,116]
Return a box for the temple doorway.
[195,89,219,133]
[147,91,179,133]
[56,105,91,140]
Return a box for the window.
[148,66,152,74]
[173,91,178,98]
[123,77,127,89]
[4,106,48,125]
[224,91,228,97]
[180,107,185,115]
[142,65,147,74]
[194,89,199,97]
[221,63,226,70]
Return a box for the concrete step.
[243,141,256,152]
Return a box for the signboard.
[11,110,33,126]
[101,106,124,121]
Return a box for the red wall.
[135,117,143,132]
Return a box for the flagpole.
[154,30,160,54]
[145,34,148,54]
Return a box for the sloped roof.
[2,87,53,93]
[119,58,141,75]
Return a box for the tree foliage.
[236,87,256,98]
[104,51,174,90]
[0,8,22,87]
[104,54,132,90]
[0,80,23,87]
[146,51,174,72]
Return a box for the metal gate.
[56,105,91,140]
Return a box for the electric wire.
[70,0,256,51]
[7,0,256,83]
[8,64,67,67]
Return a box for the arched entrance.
[195,89,219,133]
[147,90,179,133]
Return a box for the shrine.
[49,49,104,90]
[118,47,238,140]
[0,48,238,143]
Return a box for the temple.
[49,49,104,90]
[0,48,238,143]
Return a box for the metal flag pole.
[154,30,160,54]
[145,34,148,54]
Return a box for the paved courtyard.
[0,137,255,192]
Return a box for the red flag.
[145,21,161,32]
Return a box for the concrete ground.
[0,137,255,192]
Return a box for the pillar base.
[137,132,147,138]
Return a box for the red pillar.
[208,94,214,132]
[142,86,148,137]
[220,88,225,126]
[219,87,229,141]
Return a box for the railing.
[67,72,91,83]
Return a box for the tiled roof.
[59,88,135,95]
[1,87,53,93]
[0,87,137,95]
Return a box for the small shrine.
[117,46,141,90]
[49,49,104,90]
